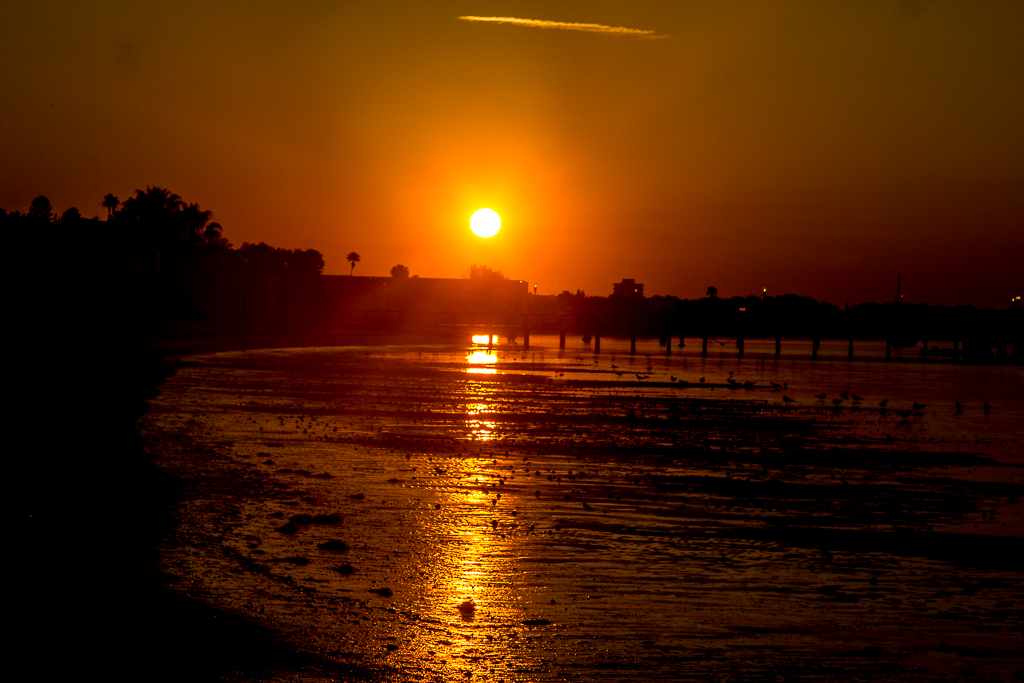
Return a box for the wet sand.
[141,344,1024,681]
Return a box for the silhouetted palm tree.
[390,264,409,278]
[706,285,718,298]
[347,251,361,276]
[102,193,119,219]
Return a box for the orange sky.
[1,1,1021,308]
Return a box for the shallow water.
[143,339,1023,681]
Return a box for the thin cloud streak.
[459,16,666,39]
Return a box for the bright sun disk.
[470,208,500,238]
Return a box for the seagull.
[832,398,844,406]
[840,391,850,399]
[816,393,827,401]
[955,401,964,412]
[913,402,926,412]
[878,399,888,407]
[699,377,705,383]
[897,409,914,420]
[670,376,677,381]
[770,382,782,389]
[783,395,796,403]
[851,394,864,402]
[983,402,992,413]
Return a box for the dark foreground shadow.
[11,336,385,683]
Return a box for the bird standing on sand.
[783,395,796,403]
[816,393,827,401]
[878,399,888,407]
[699,377,705,383]
[913,402,926,412]
[832,398,844,406]
[955,401,964,412]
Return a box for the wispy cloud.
[459,16,666,39]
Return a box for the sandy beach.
[134,339,1022,681]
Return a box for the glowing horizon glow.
[470,208,501,238]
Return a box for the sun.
[470,208,501,238]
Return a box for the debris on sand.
[369,586,393,597]
[333,563,355,574]
[268,556,309,565]
[458,598,477,614]
[275,521,299,534]
[318,540,350,551]
[522,618,552,626]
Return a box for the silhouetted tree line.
[2,187,324,328]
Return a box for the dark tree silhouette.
[102,193,119,219]
[347,251,361,276]
[390,264,410,278]
[467,264,506,280]
[58,207,82,225]
[234,243,323,276]
[706,285,718,298]
[27,196,54,226]
[114,186,231,274]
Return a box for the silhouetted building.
[612,279,644,298]
[181,273,528,322]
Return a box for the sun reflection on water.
[465,350,497,375]
[466,402,496,441]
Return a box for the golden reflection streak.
[466,402,497,441]
[465,350,498,376]
[417,453,547,674]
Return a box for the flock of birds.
[553,358,997,420]
[786,390,992,419]
[591,363,996,420]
